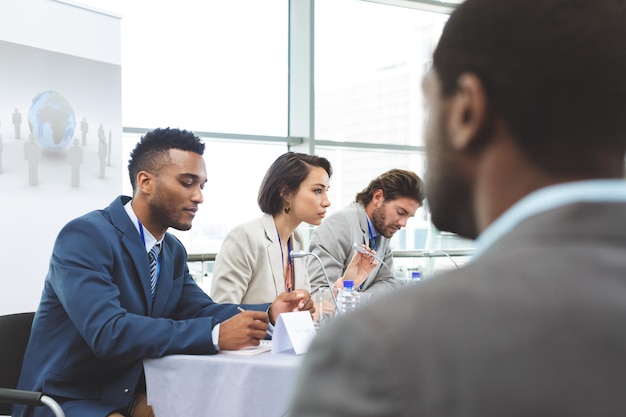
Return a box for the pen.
[237,307,272,338]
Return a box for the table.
[143,350,303,417]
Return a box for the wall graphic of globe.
[28,90,76,151]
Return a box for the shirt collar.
[473,179,626,261]
[123,199,164,252]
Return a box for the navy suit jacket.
[15,196,269,417]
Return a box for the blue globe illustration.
[28,90,76,151]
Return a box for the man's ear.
[372,189,385,206]
[446,73,488,151]
[137,171,154,194]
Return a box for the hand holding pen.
[238,307,273,339]
[218,308,270,350]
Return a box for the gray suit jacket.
[211,213,309,304]
[290,202,626,416]
[308,201,401,295]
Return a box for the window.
[315,0,448,146]
[120,0,288,136]
[104,0,472,259]
[314,0,471,254]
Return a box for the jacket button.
[124,388,130,395]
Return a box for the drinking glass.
[312,286,337,329]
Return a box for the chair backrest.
[0,312,35,415]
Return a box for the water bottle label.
[338,288,360,314]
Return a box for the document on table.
[221,340,272,356]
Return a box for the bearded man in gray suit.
[290,0,626,416]
[307,168,425,296]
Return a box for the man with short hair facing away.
[290,0,626,416]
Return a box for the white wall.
[0,0,121,65]
[0,0,122,314]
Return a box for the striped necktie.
[148,244,161,296]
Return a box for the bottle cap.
[343,280,354,288]
[411,271,422,280]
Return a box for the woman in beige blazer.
[211,152,376,304]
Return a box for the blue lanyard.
[276,230,294,292]
[366,217,377,251]
[138,220,161,283]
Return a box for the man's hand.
[338,244,378,288]
[218,310,269,350]
[268,290,315,324]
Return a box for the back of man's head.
[433,0,626,177]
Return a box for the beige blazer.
[210,213,309,304]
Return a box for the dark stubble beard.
[425,112,478,240]
[372,203,394,239]
[149,192,193,232]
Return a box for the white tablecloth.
[143,351,303,417]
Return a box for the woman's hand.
[268,290,315,324]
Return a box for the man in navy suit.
[15,127,313,417]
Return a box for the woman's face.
[288,166,331,226]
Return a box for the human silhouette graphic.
[98,123,105,142]
[24,134,40,186]
[81,117,89,146]
[98,135,107,179]
[107,129,112,166]
[13,108,22,140]
[69,138,83,187]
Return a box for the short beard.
[426,111,478,240]
[149,195,192,232]
[372,204,393,239]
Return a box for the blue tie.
[148,244,161,296]
[369,237,377,252]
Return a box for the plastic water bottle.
[337,280,360,314]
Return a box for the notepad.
[221,340,272,356]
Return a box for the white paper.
[221,340,272,356]
[271,311,316,355]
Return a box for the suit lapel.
[110,196,154,313]
[120,231,153,312]
[356,202,371,248]
[355,202,380,289]
[262,214,284,296]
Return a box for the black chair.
[0,312,65,417]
